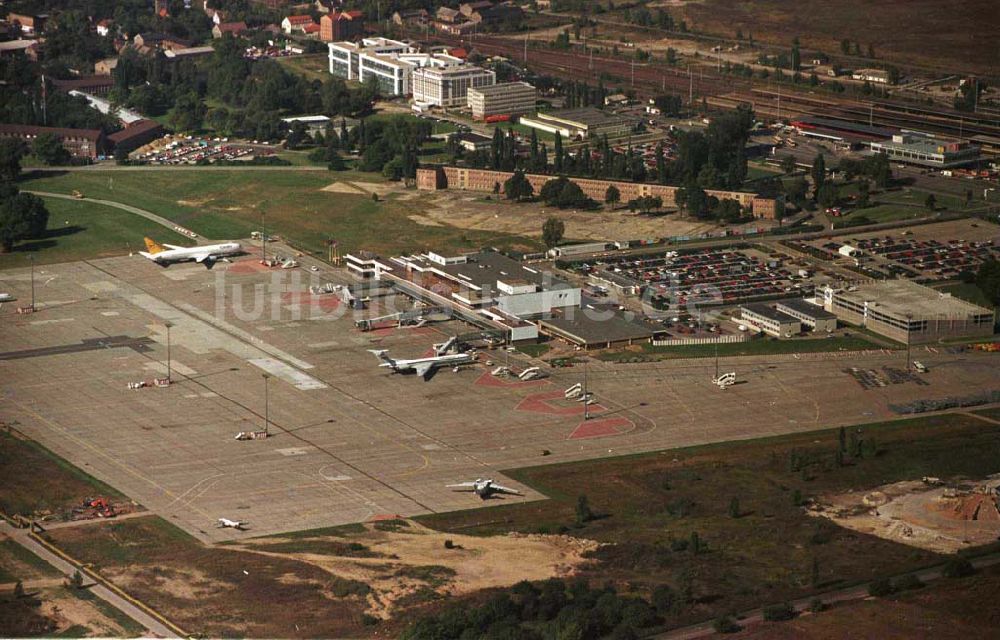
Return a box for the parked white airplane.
[368,348,475,380]
[447,478,522,500]
[217,518,249,530]
[139,237,243,267]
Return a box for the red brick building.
[0,124,106,159]
[320,11,364,42]
[416,166,777,217]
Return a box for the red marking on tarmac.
[474,371,550,388]
[568,416,633,440]
[280,292,341,312]
[226,259,272,274]
[515,390,607,416]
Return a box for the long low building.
[822,280,995,344]
[868,134,981,169]
[775,298,838,333]
[519,107,639,139]
[416,166,778,218]
[0,123,106,159]
[539,307,654,349]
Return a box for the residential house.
[94,57,119,75]
[7,12,48,35]
[96,18,114,37]
[0,39,39,60]
[213,21,249,38]
[392,9,428,26]
[282,15,315,34]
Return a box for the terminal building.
[822,280,995,344]
[411,63,495,108]
[868,134,981,169]
[519,107,639,139]
[346,250,583,341]
[740,303,801,338]
[467,81,537,120]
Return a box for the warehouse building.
[467,81,537,120]
[539,308,654,350]
[822,280,995,344]
[412,63,495,107]
[868,134,981,169]
[775,298,838,333]
[740,303,802,338]
[519,107,639,139]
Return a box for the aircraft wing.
[194,253,214,263]
[163,243,186,250]
[491,484,522,495]
[446,482,477,490]
[414,362,435,379]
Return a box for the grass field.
[417,412,1000,629]
[0,538,60,583]
[0,197,192,269]
[0,431,127,519]
[275,54,333,82]
[19,169,541,258]
[597,333,888,362]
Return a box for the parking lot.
[135,136,275,165]
[1,248,997,543]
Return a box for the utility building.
[740,303,802,338]
[775,298,838,333]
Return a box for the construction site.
[811,475,1000,554]
[2,242,999,546]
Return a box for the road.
[0,520,179,638]
[653,552,1000,639]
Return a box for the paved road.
[652,552,1000,639]
[0,521,179,638]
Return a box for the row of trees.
[402,578,663,640]
[0,140,50,252]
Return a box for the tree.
[728,497,741,518]
[791,43,801,71]
[554,133,564,173]
[113,145,128,165]
[327,153,346,171]
[542,216,565,248]
[0,188,50,252]
[857,180,871,207]
[924,193,936,210]
[818,183,838,208]
[651,585,675,614]
[575,495,594,525]
[762,602,795,621]
[781,154,796,174]
[0,138,26,182]
[33,134,71,166]
[13,580,24,598]
[974,259,1000,306]
[69,570,84,589]
[504,171,533,202]
[605,184,621,207]
[689,531,701,553]
[810,153,826,200]
[170,92,205,132]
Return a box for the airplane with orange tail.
[138,237,243,267]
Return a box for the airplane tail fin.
[143,237,166,255]
[367,349,393,365]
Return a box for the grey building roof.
[742,302,800,324]
[776,298,837,320]
[540,309,653,345]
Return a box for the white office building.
[412,64,495,108]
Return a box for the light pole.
[28,255,35,312]
[583,359,589,421]
[905,313,912,371]
[165,322,173,383]
[260,211,266,264]
[263,373,271,436]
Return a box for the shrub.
[808,597,825,613]
[762,602,796,621]
[444,539,455,549]
[893,573,924,591]
[651,584,675,613]
[867,577,895,597]
[712,615,741,634]
[942,558,975,579]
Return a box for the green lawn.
[597,334,888,362]
[838,203,929,225]
[19,169,541,258]
[0,538,61,582]
[0,197,192,269]
[275,54,332,82]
